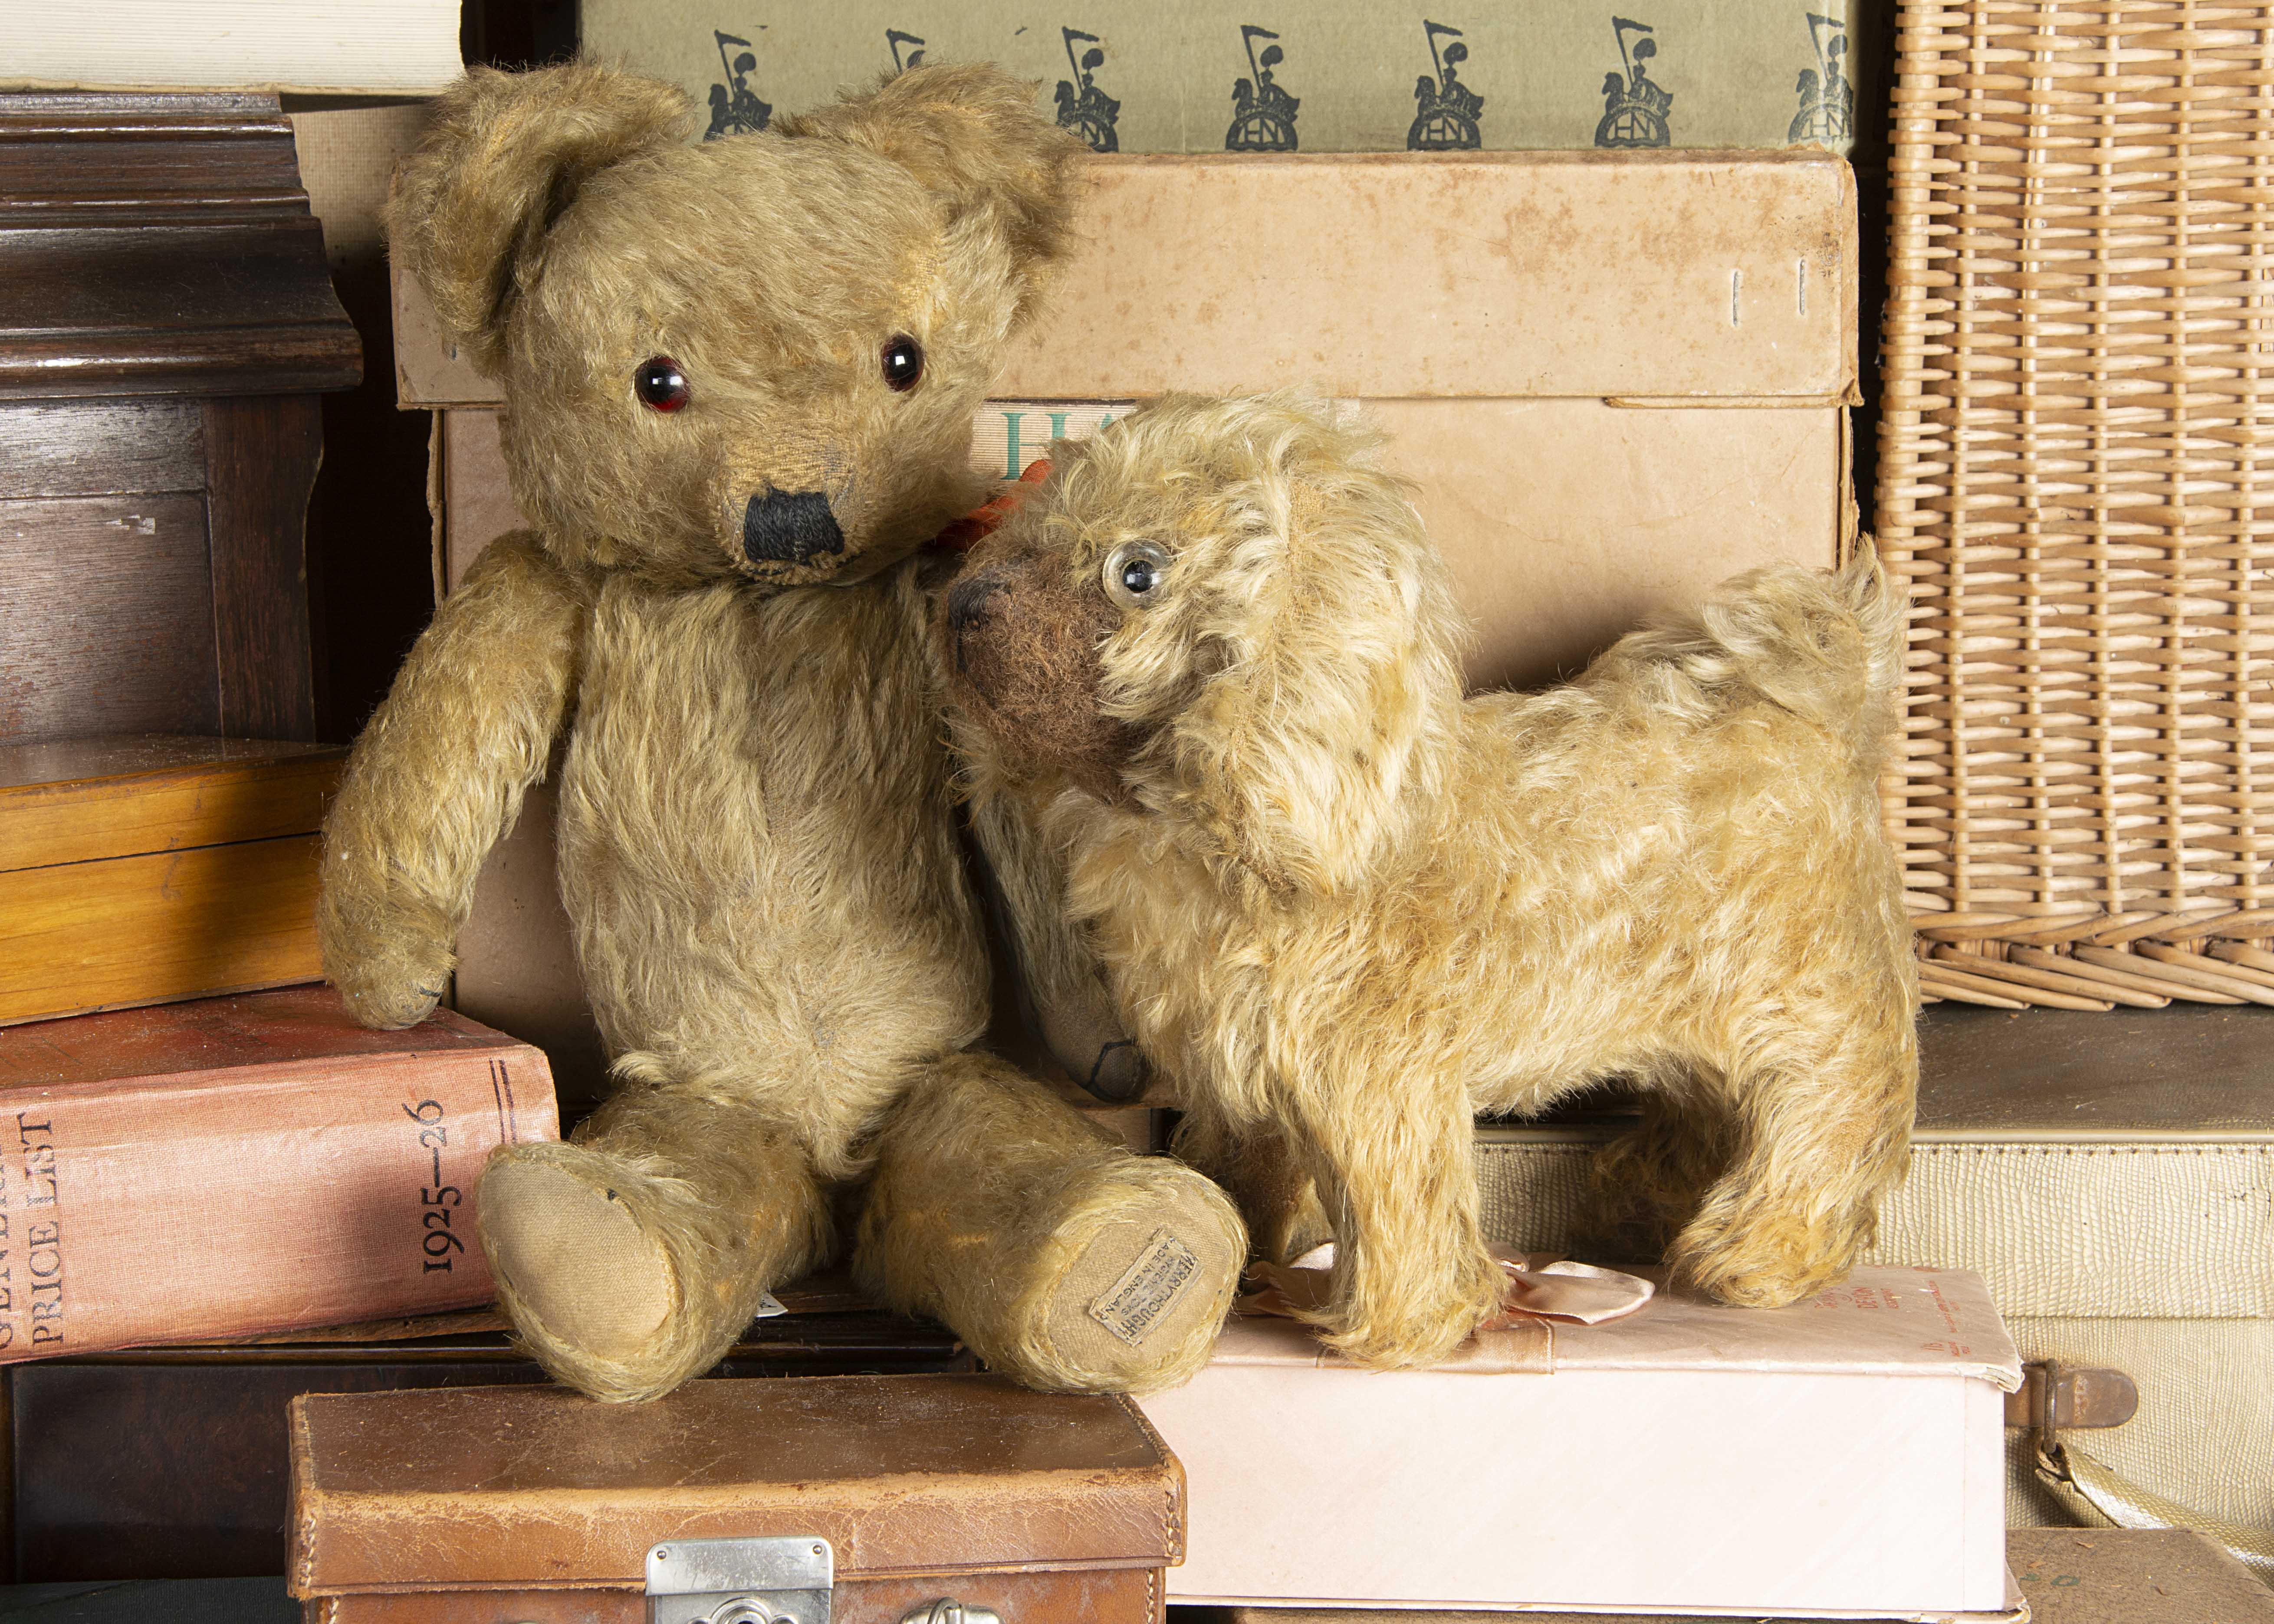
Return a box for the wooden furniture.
[0,738,344,1024]
[0,92,361,1021]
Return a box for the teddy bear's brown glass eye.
[1104,540,1173,611]
[634,356,690,412]
[881,334,925,392]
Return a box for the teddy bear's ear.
[775,62,1085,330]
[386,64,692,375]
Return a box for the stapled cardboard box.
[392,148,1859,1111]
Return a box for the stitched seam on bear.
[1088,1228,1198,1345]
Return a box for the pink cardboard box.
[1138,1266,2023,1619]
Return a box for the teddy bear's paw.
[322,926,457,1031]
[1009,1158,1246,1396]
[479,1145,708,1400]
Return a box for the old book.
[1195,1530,2272,1623]
[0,3,461,96]
[581,1,1867,157]
[0,984,556,1361]
[1143,1266,2019,1616]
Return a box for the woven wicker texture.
[1880,1,2274,1008]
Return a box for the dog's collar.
[929,457,1052,553]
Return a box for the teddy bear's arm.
[965,779,1153,1103]
[318,532,583,1030]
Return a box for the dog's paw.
[1671,1201,1867,1309]
[1316,1247,1505,1370]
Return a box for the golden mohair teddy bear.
[945,390,1919,1371]
[317,63,1243,1403]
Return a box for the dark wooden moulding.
[0,92,361,745]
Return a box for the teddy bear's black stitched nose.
[742,489,844,565]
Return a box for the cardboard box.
[0,736,344,1026]
[395,149,1857,1105]
[1138,1266,2021,1618]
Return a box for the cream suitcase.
[1478,1004,2274,1536]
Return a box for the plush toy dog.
[945,390,1918,1370]
[319,63,1243,1402]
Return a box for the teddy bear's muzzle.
[742,488,845,568]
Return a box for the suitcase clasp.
[647,1536,834,1624]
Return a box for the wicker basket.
[1878,1,2274,1009]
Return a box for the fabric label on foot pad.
[1088,1228,1199,1345]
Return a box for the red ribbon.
[930,458,1053,553]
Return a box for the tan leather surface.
[291,1374,1180,1594]
[312,1567,1163,1624]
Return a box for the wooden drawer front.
[0,493,217,742]
[0,834,320,1024]
[0,400,204,500]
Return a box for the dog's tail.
[1608,554,1905,768]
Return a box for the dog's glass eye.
[882,333,925,392]
[1104,540,1172,611]
[634,356,690,412]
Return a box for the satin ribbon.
[930,458,1054,553]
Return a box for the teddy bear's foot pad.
[482,1158,676,1362]
[1031,1167,1244,1395]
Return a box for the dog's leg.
[1279,1071,1505,1369]
[1582,1086,1738,1263]
[1173,1107,1331,1265]
[1669,1033,1916,1308]
[855,1050,1245,1394]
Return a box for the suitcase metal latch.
[647,1536,834,1624]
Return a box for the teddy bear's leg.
[1272,1067,1507,1370]
[1172,1106,1331,1266]
[854,1051,1245,1394]
[479,1083,833,1403]
[1667,1027,1918,1308]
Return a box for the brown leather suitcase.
[287,1373,1181,1624]
[4,1272,965,1583]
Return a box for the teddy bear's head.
[389,62,1084,588]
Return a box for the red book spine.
[0,1043,555,1359]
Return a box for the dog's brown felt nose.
[947,573,1010,676]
